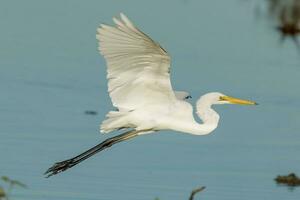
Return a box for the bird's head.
[201,92,258,106]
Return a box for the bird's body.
[103,95,219,136]
[45,13,257,177]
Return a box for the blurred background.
[0,0,300,200]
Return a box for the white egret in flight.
[45,13,257,177]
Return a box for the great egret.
[45,13,257,177]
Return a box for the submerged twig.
[188,186,206,200]
[0,176,27,200]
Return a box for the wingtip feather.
[120,13,136,29]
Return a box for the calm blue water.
[1,0,300,200]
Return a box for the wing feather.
[97,13,176,110]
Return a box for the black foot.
[44,159,75,178]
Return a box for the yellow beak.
[220,96,258,105]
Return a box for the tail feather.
[100,111,130,133]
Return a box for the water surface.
[0,0,300,200]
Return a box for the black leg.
[44,130,139,177]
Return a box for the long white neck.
[196,97,220,126]
[187,96,220,135]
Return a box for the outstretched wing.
[97,13,177,110]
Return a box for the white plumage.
[45,13,257,177]
[97,14,172,110]
[96,13,257,135]
[97,13,180,134]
